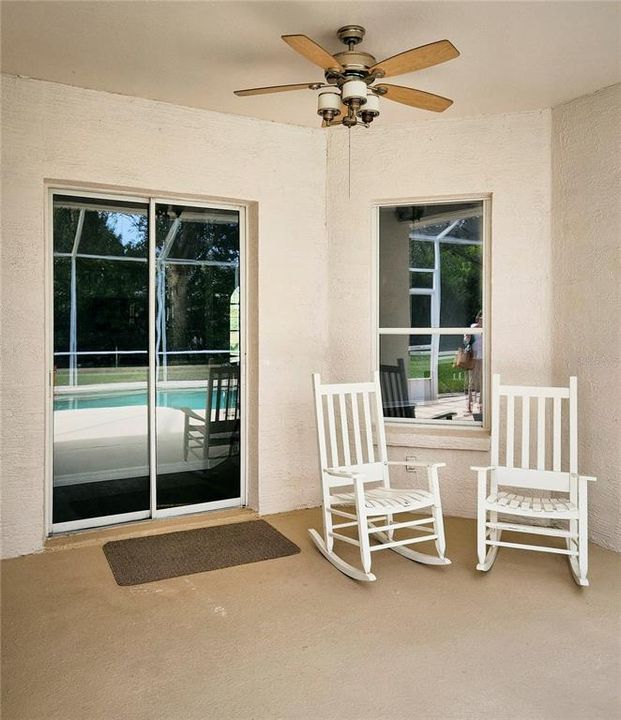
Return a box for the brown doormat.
[103,520,300,586]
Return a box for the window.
[377,198,489,426]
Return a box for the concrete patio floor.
[2,509,620,720]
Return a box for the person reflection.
[464,311,482,415]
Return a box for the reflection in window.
[378,200,487,424]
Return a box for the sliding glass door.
[154,203,241,514]
[51,192,243,532]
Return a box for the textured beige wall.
[326,110,553,520]
[551,84,621,551]
[0,75,328,557]
[2,75,618,558]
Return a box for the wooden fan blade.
[234,83,320,97]
[371,39,459,78]
[282,34,343,71]
[375,84,453,112]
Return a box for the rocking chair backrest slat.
[326,393,338,467]
[362,391,375,463]
[506,395,515,468]
[379,358,415,419]
[373,371,389,464]
[206,365,240,424]
[569,376,578,475]
[492,374,578,488]
[350,393,363,465]
[521,396,530,468]
[537,396,546,470]
[491,374,501,466]
[313,373,329,467]
[338,393,351,466]
[313,373,388,483]
[553,396,562,472]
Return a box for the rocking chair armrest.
[180,407,205,422]
[471,466,496,474]
[323,468,366,487]
[324,468,362,479]
[571,472,597,482]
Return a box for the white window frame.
[45,186,248,535]
[372,194,492,430]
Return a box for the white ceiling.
[2,1,620,127]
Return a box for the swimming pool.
[54,389,216,412]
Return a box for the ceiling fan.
[234,25,459,128]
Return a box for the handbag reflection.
[454,344,474,370]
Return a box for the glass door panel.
[52,196,150,525]
[154,203,241,511]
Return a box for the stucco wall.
[0,75,328,557]
[551,84,621,551]
[2,75,618,558]
[326,110,553,521]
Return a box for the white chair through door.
[309,371,451,582]
[473,374,595,586]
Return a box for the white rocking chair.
[474,374,596,586]
[309,372,451,582]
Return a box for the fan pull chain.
[348,126,351,198]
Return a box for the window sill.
[385,423,490,452]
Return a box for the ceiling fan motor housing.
[336,25,366,46]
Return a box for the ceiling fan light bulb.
[317,87,342,116]
[342,79,367,104]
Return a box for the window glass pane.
[75,258,149,351]
[379,201,483,329]
[78,211,147,257]
[53,258,71,353]
[53,196,148,258]
[410,272,433,289]
[410,294,431,328]
[156,205,239,262]
[52,197,149,524]
[379,333,484,424]
[438,242,482,328]
[155,203,241,511]
[53,207,80,253]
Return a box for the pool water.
[53,389,227,412]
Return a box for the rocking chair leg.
[354,480,372,574]
[358,515,372,574]
[477,500,487,569]
[308,529,376,582]
[432,504,447,559]
[578,484,589,585]
[322,501,334,553]
[567,518,589,587]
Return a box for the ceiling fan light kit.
[234,24,460,129]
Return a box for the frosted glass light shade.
[364,91,380,113]
[341,80,368,103]
[317,87,341,114]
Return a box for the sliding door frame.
[45,186,248,535]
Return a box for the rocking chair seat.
[486,491,578,518]
[331,487,435,514]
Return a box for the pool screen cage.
[408,209,482,401]
[53,197,240,387]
